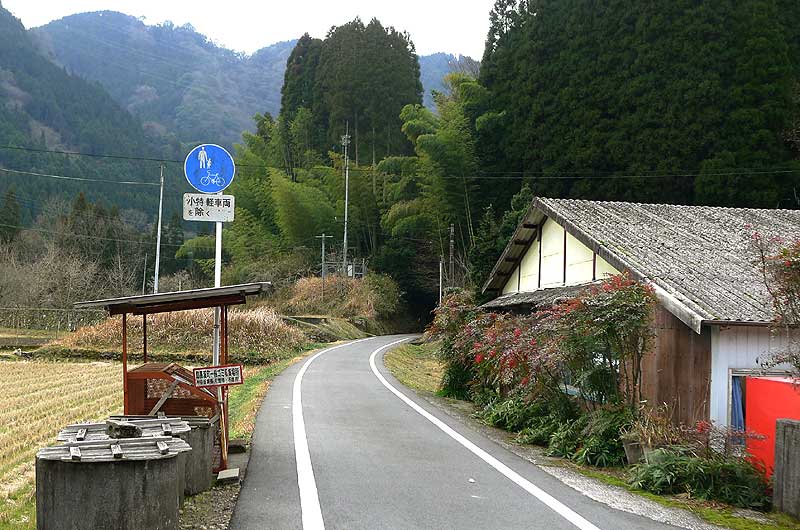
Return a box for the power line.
[0,222,185,248]
[0,144,176,164]
[0,167,161,186]
[1,144,797,181]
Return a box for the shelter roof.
[74,283,270,315]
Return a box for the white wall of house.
[710,325,793,427]
[502,217,619,294]
[502,266,519,295]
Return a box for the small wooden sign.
[193,364,244,388]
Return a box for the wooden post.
[122,313,128,415]
[142,314,148,364]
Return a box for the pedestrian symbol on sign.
[198,146,209,169]
[184,144,235,194]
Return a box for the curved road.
[230,336,676,530]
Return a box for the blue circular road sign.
[184,144,236,193]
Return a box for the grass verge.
[383,341,442,393]
[576,467,800,530]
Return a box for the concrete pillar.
[774,419,800,517]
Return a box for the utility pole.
[153,164,165,293]
[142,251,148,294]
[449,223,455,288]
[342,123,351,273]
[439,257,443,305]
[316,233,332,302]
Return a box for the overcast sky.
[3,0,494,58]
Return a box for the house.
[482,197,799,428]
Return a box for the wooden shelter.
[74,283,270,470]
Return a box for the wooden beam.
[148,380,180,416]
[504,257,517,262]
[512,239,530,246]
[522,223,537,229]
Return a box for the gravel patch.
[179,482,240,530]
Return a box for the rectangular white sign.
[193,364,244,388]
[183,193,235,222]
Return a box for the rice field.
[0,361,122,528]
[0,360,297,529]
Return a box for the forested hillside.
[34,12,469,149]
[478,0,800,207]
[3,1,799,320]
[34,12,295,149]
[0,6,177,223]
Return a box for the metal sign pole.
[213,220,223,432]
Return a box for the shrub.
[476,396,540,432]
[541,405,633,467]
[426,291,478,398]
[280,273,402,320]
[573,406,634,467]
[629,450,772,510]
[516,395,579,446]
[547,416,588,458]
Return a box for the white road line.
[369,340,603,530]
[293,338,371,530]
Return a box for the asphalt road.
[230,336,678,530]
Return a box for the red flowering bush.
[539,273,656,408]
[429,274,655,410]
[426,290,479,398]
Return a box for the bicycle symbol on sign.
[200,171,226,187]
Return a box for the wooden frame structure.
[75,283,270,470]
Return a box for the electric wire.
[2,144,798,179]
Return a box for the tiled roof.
[484,197,800,330]
[481,283,593,310]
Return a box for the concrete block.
[774,419,800,518]
[36,456,180,530]
[217,468,240,484]
[228,438,247,454]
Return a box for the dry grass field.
[0,359,304,529]
[0,361,122,528]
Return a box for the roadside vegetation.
[38,306,307,363]
[416,272,797,527]
[383,342,443,392]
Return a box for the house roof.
[74,283,271,315]
[483,198,800,332]
[481,283,592,310]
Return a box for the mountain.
[33,12,475,146]
[419,53,480,108]
[33,11,295,149]
[0,5,176,219]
